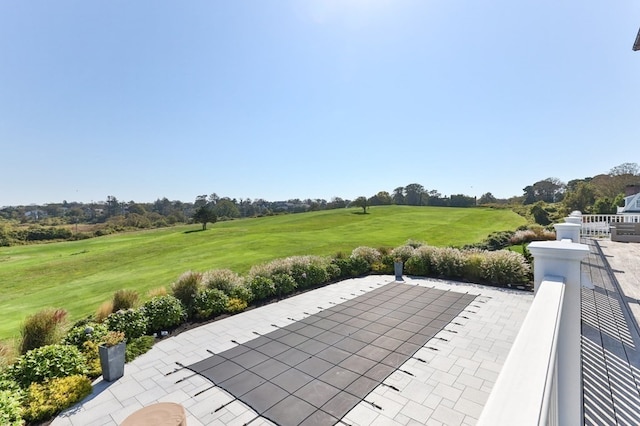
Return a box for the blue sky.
[1,1,639,206]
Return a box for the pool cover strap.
[185,282,476,426]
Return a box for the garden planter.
[99,342,126,381]
[394,261,404,281]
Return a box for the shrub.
[125,336,155,362]
[171,271,202,313]
[226,298,248,314]
[462,249,485,282]
[350,246,382,265]
[80,341,102,377]
[5,344,87,388]
[404,245,438,276]
[248,276,276,301]
[19,308,68,354]
[22,375,92,422]
[480,250,531,285]
[228,284,254,304]
[112,289,139,311]
[391,245,416,263]
[105,309,148,339]
[202,269,244,295]
[432,247,466,278]
[0,379,24,426]
[95,300,114,323]
[272,273,297,297]
[63,322,109,348]
[143,295,186,333]
[193,289,229,320]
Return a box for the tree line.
[1,162,638,243]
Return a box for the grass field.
[0,206,526,340]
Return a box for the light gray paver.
[53,276,533,426]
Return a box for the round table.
[120,402,186,426]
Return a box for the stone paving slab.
[52,276,532,426]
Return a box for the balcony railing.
[478,221,589,425]
[581,214,640,238]
[477,276,565,426]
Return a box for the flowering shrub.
[193,289,229,319]
[22,375,92,422]
[143,295,186,333]
[63,322,109,348]
[350,246,381,265]
[391,245,416,263]
[4,345,87,388]
[431,247,466,278]
[105,309,148,339]
[404,245,439,275]
[480,250,531,285]
[202,269,244,295]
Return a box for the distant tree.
[449,194,476,207]
[369,191,393,206]
[478,192,497,205]
[328,197,346,209]
[213,199,240,219]
[392,187,405,205]
[563,182,597,212]
[531,202,551,225]
[128,203,146,215]
[351,196,369,213]
[523,178,565,204]
[404,183,425,206]
[610,162,639,176]
[194,195,208,209]
[193,205,217,230]
[106,195,120,217]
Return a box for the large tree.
[404,183,425,206]
[193,205,217,230]
[351,196,369,213]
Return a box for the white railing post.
[528,240,589,425]
[554,222,581,242]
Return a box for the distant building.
[618,185,640,213]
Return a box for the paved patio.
[52,276,532,426]
[50,239,639,425]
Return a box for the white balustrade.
[478,238,589,425]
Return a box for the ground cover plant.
[0,205,526,340]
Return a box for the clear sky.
[1,1,639,206]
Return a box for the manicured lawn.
[0,206,526,340]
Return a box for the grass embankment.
[0,206,526,340]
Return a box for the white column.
[564,216,582,225]
[554,222,581,242]
[528,240,589,426]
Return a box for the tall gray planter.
[99,342,126,382]
[394,261,404,281]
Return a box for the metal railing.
[477,276,565,426]
[581,214,640,238]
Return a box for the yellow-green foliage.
[81,341,102,378]
[23,375,92,422]
[226,298,248,314]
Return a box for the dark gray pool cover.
[186,282,475,425]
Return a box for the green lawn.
[0,206,526,340]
